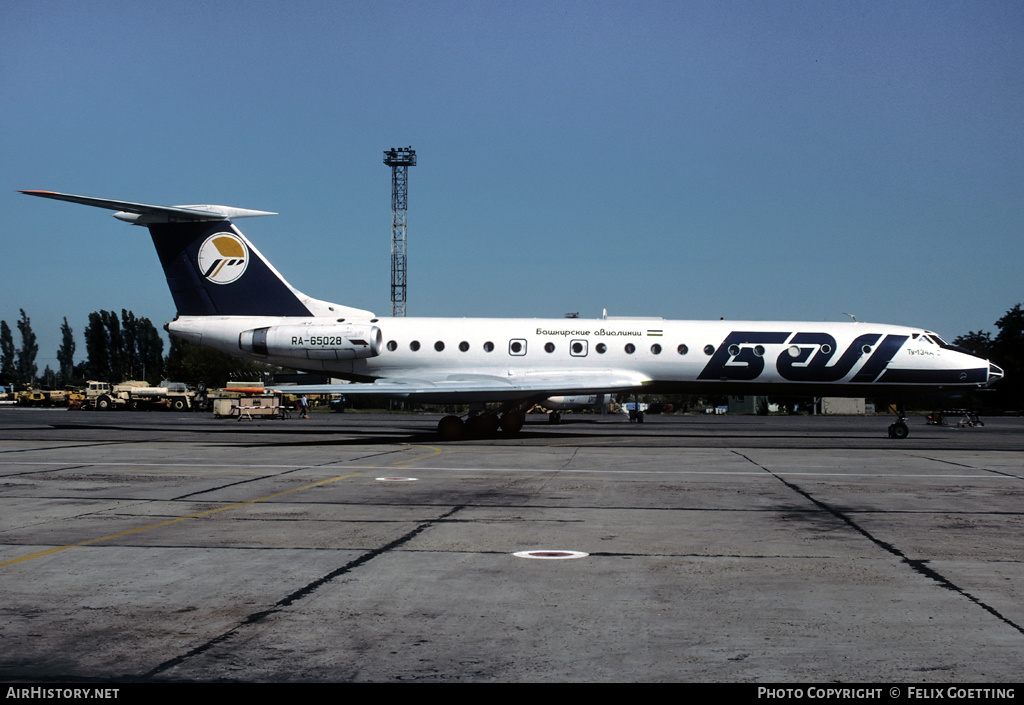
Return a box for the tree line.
[0,309,270,389]
[951,303,1023,410]
[0,309,164,387]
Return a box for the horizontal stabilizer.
[19,190,275,224]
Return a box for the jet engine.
[239,324,383,361]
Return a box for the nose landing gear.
[888,404,909,439]
[888,420,909,439]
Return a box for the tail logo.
[197,232,249,285]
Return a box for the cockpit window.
[916,332,951,348]
[924,331,964,352]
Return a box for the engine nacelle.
[239,324,383,361]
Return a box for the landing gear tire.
[466,414,500,437]
[888,421,909,439]
[437,415,465,441]
[499,411,526,435]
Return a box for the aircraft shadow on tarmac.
[41,415,1011,450]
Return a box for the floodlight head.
[383,147,416,167]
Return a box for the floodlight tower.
[383,146,416,317]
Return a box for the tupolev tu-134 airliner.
[22,190,1003,439]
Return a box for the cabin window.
[596,343,607,354]
[651,344,662,355]
[544,342,555,353]
[434,341,445,352]
[704,345,715,355]
[410,340,421,351]
[677,344,688,355]
[509,339,527,356]
[386,340,397,352]
[625,343,636,354]
[483,341,495,352]
[459,341,470,352]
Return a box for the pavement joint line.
[0,441,131,455]
[0,447,412,470]
[731,449,1024,639]
[0,472,363,569]
[139,503,466,680]
[907,454,1024,480]
[167,455,395,501]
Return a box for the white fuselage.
[169,314,997,398]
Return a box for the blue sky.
[3,0,1022,373]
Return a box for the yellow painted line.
[0,461,317,470]
[390,444,465,467]
[113,469,270,476]
[546,439,640,447]
[0,472,362,569]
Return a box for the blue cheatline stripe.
[877,368,988,384]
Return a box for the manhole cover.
[513,550,589,560]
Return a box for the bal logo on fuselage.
[696,330,907,383]
[197,232,248,285]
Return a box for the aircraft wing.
[270,370,650,403]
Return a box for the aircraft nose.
[987,362,1004,386]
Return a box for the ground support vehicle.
[212,390,288,420]
[79,381,196,411]
[15,389,69,407]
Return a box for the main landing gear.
[436,408,527,441]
